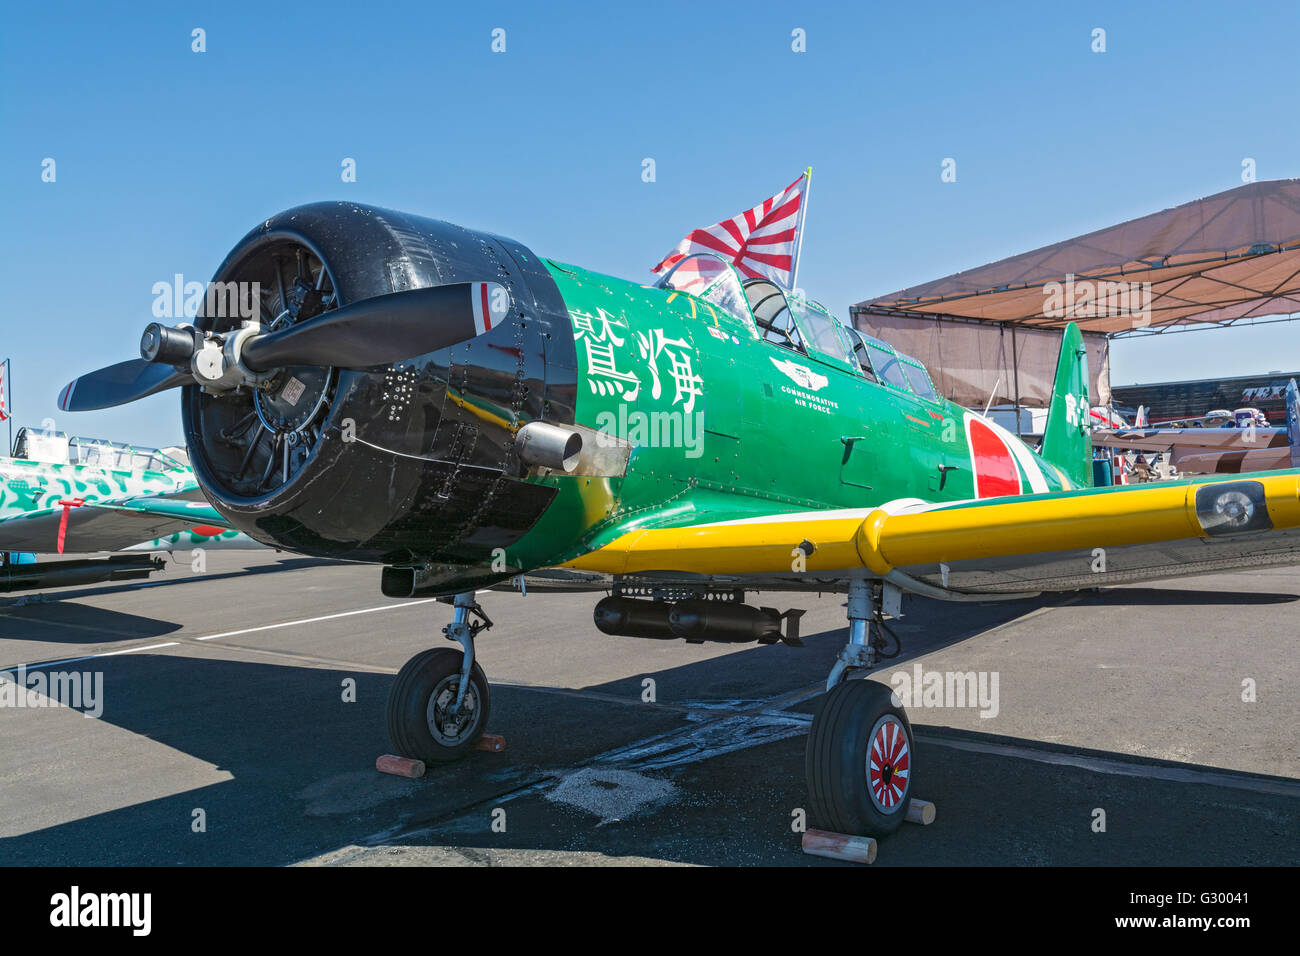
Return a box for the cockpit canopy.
[656,253,942,401]
[655,254,757,337]
[10,427,185,472]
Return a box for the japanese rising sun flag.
[651,170,810,289]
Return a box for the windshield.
[788,298,853,364]
[68,437,181,471]
[898,358,939,400]
[656,254,757,332]
[10,429,180,470]
[864,339,909,391]
[844,327,878,382]
[742,278,804,352]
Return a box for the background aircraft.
[0,426,258,592]
[60,201,1300,839]
[1093,380,1300,476]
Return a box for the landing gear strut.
[805,579,914,838]
[387,592,493,763]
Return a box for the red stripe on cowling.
[479,283,492,332]
[968,419,1020,498]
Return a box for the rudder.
[1039,321,1093,488]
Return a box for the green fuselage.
[507,260,1078,571]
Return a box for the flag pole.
[4,358,10,457]
[790,166,812,294]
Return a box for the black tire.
[805,678,913,837]
[387,648,490,763]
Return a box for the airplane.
[0,426,259,592]
[1089,406,1131,430]
[58,201,1300,839]
[1093,381,1300,477]
[1147,407,1269,429]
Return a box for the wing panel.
[0,497,231,553]
[563,473,1300,594]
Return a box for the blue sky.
[2,0,1298,448]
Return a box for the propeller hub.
[187,323,274,393]
[255,365,333,435]
[140,323,202,366]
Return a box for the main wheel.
[387,648,490,763]
[805,678,913,837]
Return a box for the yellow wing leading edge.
[565,473,1300,594]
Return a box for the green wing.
[0,494,232,554]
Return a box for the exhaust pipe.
[516,421,583,473]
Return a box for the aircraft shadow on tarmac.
[1075,586,1299,607]
[4,592,1296,866]
[0,558,350,649]
[0,603,183,646]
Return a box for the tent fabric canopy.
[852,179,1300,336]
[850,312,1111,409]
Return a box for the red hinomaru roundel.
[966,416,1022,498]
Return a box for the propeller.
[58,281,510,412]
[241,282,508,372]
[57,360,193,412]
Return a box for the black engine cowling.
[182,202,577,567]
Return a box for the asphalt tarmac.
[1,551,1296,866]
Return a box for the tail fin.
[1135,405,1148,428]
[1286,378,1299,468]
[1039,321,1093,488]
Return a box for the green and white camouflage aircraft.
[0,427,257,591]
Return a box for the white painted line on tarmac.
[1,596,451,672]
[194,598,441,641]
[1,642,182,673]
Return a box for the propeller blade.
[60,281,511,413]
[241,281,510,372]
[57,359,192,412]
